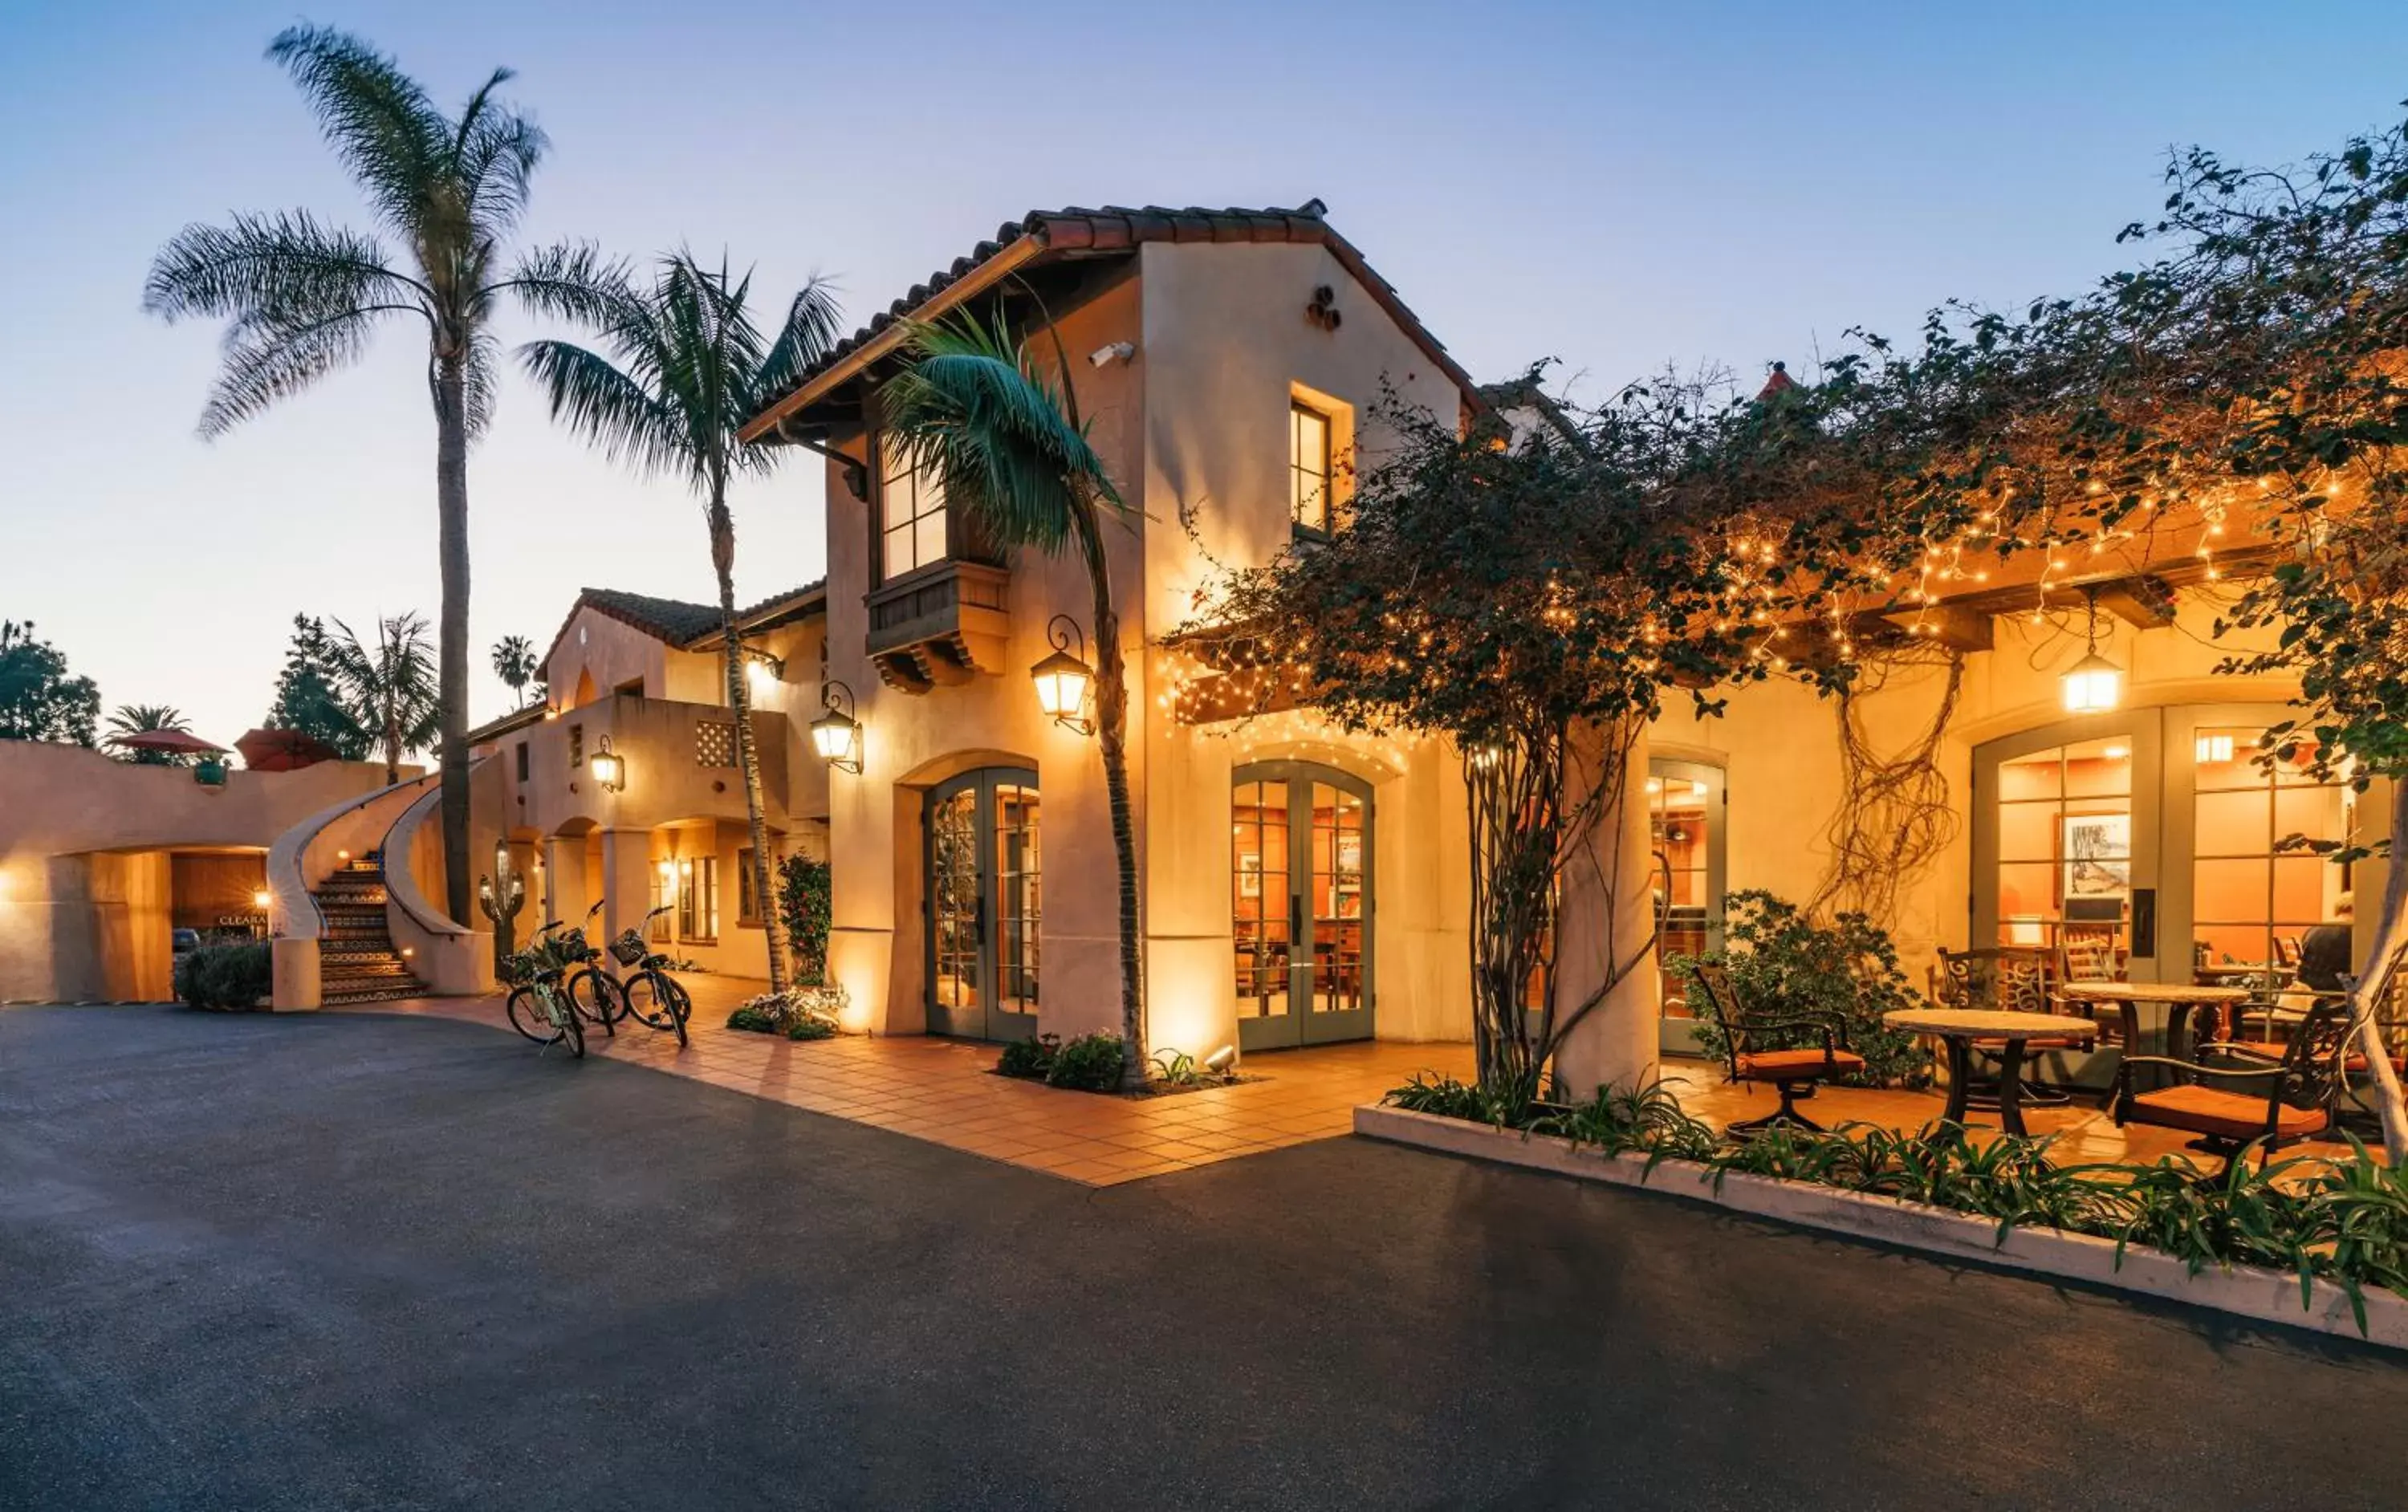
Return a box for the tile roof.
[743,200,1481,437]
[539,583,825,676]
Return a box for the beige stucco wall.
[0,742,393,1002]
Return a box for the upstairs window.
[880,437,948,582]
[1291,401,1334,535]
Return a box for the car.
[171,928,201,957]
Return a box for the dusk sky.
[6,2,2406,746]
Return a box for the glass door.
[925,767,1040,1041]
[1233,762,1374,1051]
[1649,759,1726,1056]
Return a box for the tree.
[880,311,1145,1085]
[266,614,370,760]
[332,613,441,786]
[106,705,198,766]
[518,252,841,997]
[0,620,100,746]
[143,26,616,925]
[490,634,537,708]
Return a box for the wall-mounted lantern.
[588,733,628,792]
[2059,590,2123,716]
[1031,616,1096,734]
[745,650,784,696]
[811,681,863,774]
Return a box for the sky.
[4,1,2407,747]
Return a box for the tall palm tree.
[333,614,441,786]
[142,26,616,925]
[518,253,842,996]
[490,634,537,707]
[880,310,1145,1087]
[106,705,197,766]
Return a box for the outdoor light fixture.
[588,734,628,793]
[657,860,677,884]
[2059,590,2123,715]
[746,651,784,694]
[251,889,272,911]
[811,681,862,774]
[1204,1044,1238,1074]
[2196,734,2235,764]
[1030,616,1096,734]
[1463,740,1504,773]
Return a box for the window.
[1649,763,1723,1017]
[2191,728,2353,971]
[1995,738,2132,954]
[515,741,528,782]
[738,847,761,927]
[677,856,718,944]
[879,435,948,581]
[567,724,584,770]
[1291,401,1334,534]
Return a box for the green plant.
[726,1006,776,1034]
[106,705,199,766]
[173,940,272,1010]
[997,1034,1060,1080]
[727,986,840,1038]
[331,613,440,787]
[0,620,100,746]
[1149,1048,1201,1086]
[777,855,833,986]
[265,615,371,761]
[1676,890,1933,1089]
[1044,1033,1127,1092]
[787,1018,835,1042]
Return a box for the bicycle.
[501,929,586,1059]
[557,900,624,1035]
[601,904,692,1047]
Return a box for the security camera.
[1088,341,1136,368]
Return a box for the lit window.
[677,856,718,944]
[880,436,948,581]
[1291,402,1334,534]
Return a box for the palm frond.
[755,275,846,410]
[518,338,681,476]
[506,242,645,338]
[144,210,421,326]
[198,307,384,437]
[449,68,545,245]
[266,26,449,244]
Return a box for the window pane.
[2194,789,2269,856]
[2064,739,2131,798]
[2273,856,2334,922]
[1998,862,2057,925]
[1998,750,2062,802]
[2274,784,2347,846]
[2192,727,2260,790]
[1997,802,2057,862]
[2194,858,2271,923]
[2197,921,2271,965]
[915,509,947,570]
[885,524,915,577]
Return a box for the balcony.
[865,559,1011,694]
[506,693,791,833]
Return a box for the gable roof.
[738,201,1482,441]
[539,583,826,676]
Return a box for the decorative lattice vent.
[695,720,737,768]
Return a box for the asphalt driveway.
[2,1005,2402,1510]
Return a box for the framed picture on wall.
[2064,813,2132,899]
[1238,851,1263,899]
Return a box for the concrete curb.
[1354,1103,2408,1351]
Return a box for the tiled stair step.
[323,961,411,978]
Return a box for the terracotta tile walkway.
[348,979,2368,1183]
[344,977,1474,1186]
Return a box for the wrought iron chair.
[1935,945,2079,1106]
[2111,998,2355,1169]
[2053,934,2129,1048]
[1690,961,1863,1135]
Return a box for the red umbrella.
[236,726,339,772]
[107,729,229,756]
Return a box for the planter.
[1354,1103,2408,1351]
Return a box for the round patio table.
[1883,1008,2098,1136]
[2058,981,2251,1056]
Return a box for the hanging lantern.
[588,733,628,792]
[2060,591,2123,714]
[811,681,863,774]
[1031,616,1096,734]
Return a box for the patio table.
[2058,981,2251,1058]
[1882,1008,2099,1136]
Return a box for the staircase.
[312,852,426,1006]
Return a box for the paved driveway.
[3,1006,2402,1511]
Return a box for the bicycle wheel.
[567,967,620,1034]
[506,986,562,1045]
[560,997,585,1059]
[622,970,682,1034]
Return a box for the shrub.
[777,855,833,986]
[174,939,272,1010]
[726,1006,778,1034]
[727,985,846,1038]
[997,1034,1060,1079]
[1675,890,1933,1089]
[787,1018,835,1042]
[1043,1033,1126,1091]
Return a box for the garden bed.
[1356,1104,2408,1350]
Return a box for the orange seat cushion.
[1736,1048,1865,1081]
[2127,1085,2330,1143]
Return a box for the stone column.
[1550,721,1660,1099]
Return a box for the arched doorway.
[924,766,1040,1041]
[1231,762,1373,1051]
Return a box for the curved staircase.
[313,852,426,1006]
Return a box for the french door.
[1972,716,2164,980]
[1231,762,1373,1051]
[925,767,1041,1041]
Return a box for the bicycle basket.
[608,930,647,967]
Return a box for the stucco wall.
[0,742,393,1002]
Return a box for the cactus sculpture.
[478,843,527,972]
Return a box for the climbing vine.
[1805,646,1965,929]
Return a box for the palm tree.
[880,310,1145,1087]
[518,253,842,996]
[490,635,537,707]
[142,26,618,925]
[106,705,197,766]
[332,614,441,786]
